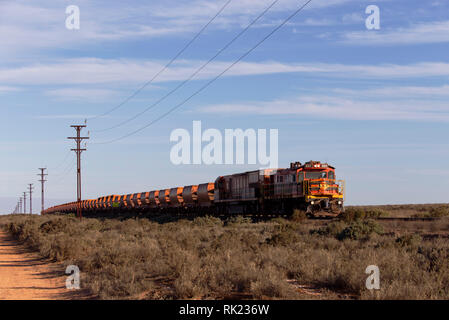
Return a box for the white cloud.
[0,86,20,93]
[301,18,334,26]
[341,12,364,24]
[45,88,118,101]
[149,0,353,19]
[196,92,449,121]
[0,0,354,57]
[34,114,95,119]
[2,59,449,86]
[343,20,449,45]
[333,85,449,97]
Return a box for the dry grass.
[0,212,448,300]
[346,203,449,218]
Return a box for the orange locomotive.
[42,161,345,217]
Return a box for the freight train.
[42,161,345,217]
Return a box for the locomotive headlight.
[338,201,342,204]
[310,201,315,205]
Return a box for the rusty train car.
[42,161,345,217]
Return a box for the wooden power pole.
[28,184,33,214]
[38,168,47,214]
[68,125,89,220]
[23,191,27,214]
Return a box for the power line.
[88,0,233,123]
[95,0,313,145]
[52,156,76,177]
[12,201,19,214]
[51,150,72,170]
[44,138,81,210]
[93,0,279,134]
[52,163,77,184]
[45,164,76,202]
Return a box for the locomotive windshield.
[305,171,327,179]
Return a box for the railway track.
[374,216,442,222]
[256,214,442,222]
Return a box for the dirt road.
[0,230,89,300]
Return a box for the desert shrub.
[225,215,252,226]
[7,219,41,244]
[341,207,366,221]
[266,229,299,246]
[412,206,449,218]
[250,269,295,298]
[417,245,449,273]
[341,207,389,222]
[395,234,422,247]
[270,217,289,225]
[428,206,449,217]
[366,208,389,218]
[39,217,76,234]
[265,222,304,246]
[192,215,223,227]
[174,274,205,298]
[291,209,307,223]
[310,220,347,237]
[412,213,428,218]
[1,212,448,300]
[337,220,383,240]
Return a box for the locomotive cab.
[299,161,344,216]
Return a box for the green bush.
[39,217,76,234]
[396,234,422,247]
[311,220,347,237]
[341,207,389,222]
[412,206,449,218]
[266,229,299,246]
[340,207,366,222]
[429,206,449,217]
[337,220,384,240]
[266,221,303,246]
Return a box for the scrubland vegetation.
[345,203,449,218]
[0,204,448,300]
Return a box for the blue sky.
[1,0,449,213]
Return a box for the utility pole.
[23,191,27,214]
[28,184,34,214]
[38,168,47,214]
[68,125,89,220]
[19,198,22,214]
